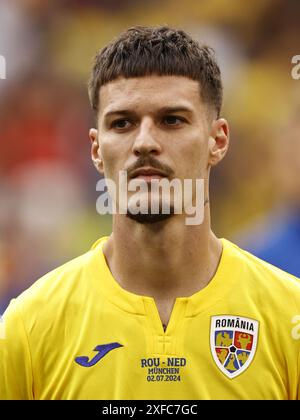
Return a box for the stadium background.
[0,0,299,312]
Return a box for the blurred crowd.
[0,0,299,311]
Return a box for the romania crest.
[210,315,259,379]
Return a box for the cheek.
[100,140,123,179]
[173,135,208,178]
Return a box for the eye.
[111,119,132,130]
[163,116,185,126]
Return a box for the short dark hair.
[88,26,223,118]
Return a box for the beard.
[126,205,175,224]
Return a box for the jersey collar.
[89,236,238,317]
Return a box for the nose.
[132,117,162,157]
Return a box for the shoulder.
[223,237,299,284]
[6,236,109,321]
[223,238,300,309]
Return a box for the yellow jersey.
[1,237,300,400]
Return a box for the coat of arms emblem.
[210,315,259,378]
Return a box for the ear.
[208,118,230,167]
[89,128,104,174]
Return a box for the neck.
[103,206,222,300]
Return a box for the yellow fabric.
[1,237,300,400]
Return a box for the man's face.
[90,75,228,223]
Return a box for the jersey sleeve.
[0,300,33,400]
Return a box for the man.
[1,26,300,400]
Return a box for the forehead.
[98,75,203,116]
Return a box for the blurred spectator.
[0,71,106,312]
[0,0,48,91]
[236,109,300,277]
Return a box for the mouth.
[130,167,168,181]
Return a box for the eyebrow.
[103,106,194,119]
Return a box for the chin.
[126,209,175,224]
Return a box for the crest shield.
[210,315,259,379]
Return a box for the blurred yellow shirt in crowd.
[0,237,300,400]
